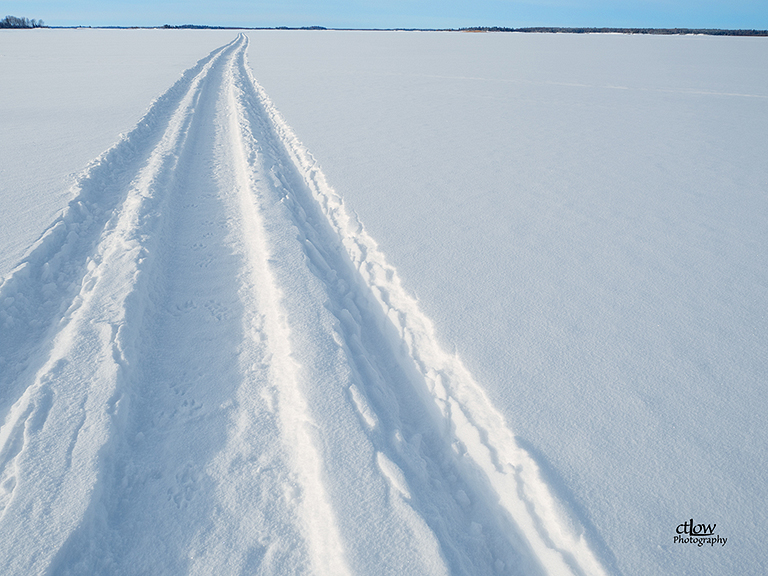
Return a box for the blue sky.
[2,0,766,29]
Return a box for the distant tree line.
[162,24,231,29]
[459,26,768,36]
[1,15,45,28]
[161,24,327,30]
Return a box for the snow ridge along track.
[0,35,607,576]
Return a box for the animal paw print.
[204,300,229,322]
[167,462,201,509]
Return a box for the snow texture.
[0,29,234,279]
[1,29,766,576]
[245,31,768,576]
[1,34,606,575]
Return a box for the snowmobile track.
[0,35,608,576]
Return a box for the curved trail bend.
[0,35,607,576]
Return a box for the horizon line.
[17,25,768,36]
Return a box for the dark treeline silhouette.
[162,24,328,30]
[162,24,234,29]
[1,15,45,28]
[459,26,768,36]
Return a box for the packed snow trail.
[0,35,608,576]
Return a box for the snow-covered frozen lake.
[1,29,766,576]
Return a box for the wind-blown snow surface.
[244,31,768,576]
[0,30,766,576]
[0,34,607,575]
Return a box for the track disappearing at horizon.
[0,35,608,576]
